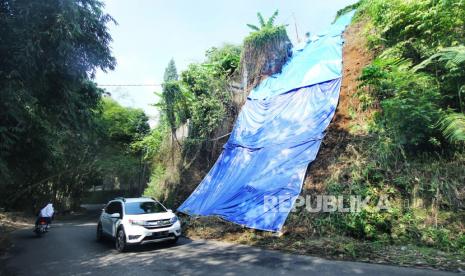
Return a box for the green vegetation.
[93,98,149,196]
[244,10,287,46]
[334,2,360,21]
[305,0,465,253]
[1,0,463,269]
[241,10,291,89]
[138,44,241,205]
[0,0,149,211]
[186,2,464,270]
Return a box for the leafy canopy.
[0,0,117,208]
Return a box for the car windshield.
[125,201,166,215]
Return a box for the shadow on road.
[5,211,455,276]
[97,234,193,253]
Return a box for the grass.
[183,216,465,272]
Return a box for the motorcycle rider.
[35,202,54,230]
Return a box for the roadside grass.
[0,212,33,253]
[0,212,34,275]
[183,216,465,272]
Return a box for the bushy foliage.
[141,45,241,202]
[355,0,465,152]
[244,25,287,47]
[359,58,443,148]
[100,98,149,144]
[243,9,288,51]
[310,135,465,250]
[0,0,118,210]
[334,2,360,22]
[326,0,465,252]
[205,44,242,77]
[94,98,149,193]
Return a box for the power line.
[98,84,162,87]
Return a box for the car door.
[102,202,116,235]
[110,202,123,236]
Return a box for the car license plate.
[152,231,168,237]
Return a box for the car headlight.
[170,216,178,224]
[128,219,145,226]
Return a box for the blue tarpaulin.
[178,11,355,232]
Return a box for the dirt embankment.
[303,19,373,193]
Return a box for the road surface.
[3,214,456,276]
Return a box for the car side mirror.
[110,213,120,219]
[167,209,173,213]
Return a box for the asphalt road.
[4,216,457,276]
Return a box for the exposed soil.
[303,19,373,193]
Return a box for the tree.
[164,58,179,82]
[0,0,116,210]
[94,98,150,195]
[246,10,279,31]
[100,98,150,144]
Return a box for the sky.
[95,0,358,126]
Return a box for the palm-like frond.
[439,112,465,143]
[414,45,465,71]
[246,24,260,31]
[246,10,280,32]
[257,12,265,28]
[266,10,279,28]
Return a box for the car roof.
[112,197,157,203]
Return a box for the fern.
[414,46,465,71]
[439,112,465,143]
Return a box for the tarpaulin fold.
[178,11,354,232]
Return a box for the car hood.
[125,212,174,221]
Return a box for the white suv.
[96,197,181,252]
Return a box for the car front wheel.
[168,236,179,245]
[115,228,127,252]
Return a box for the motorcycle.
[34,217,49,237]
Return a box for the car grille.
[143,219,173,229]
[143,231,171,241]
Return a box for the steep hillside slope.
[303,19,373,193]
[184,14,464,272]
[184,15,373,238]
